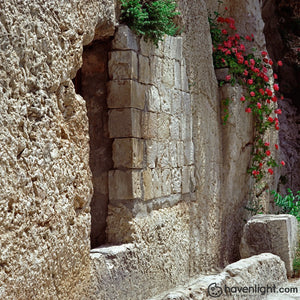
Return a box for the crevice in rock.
[73,39,113,248]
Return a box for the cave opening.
[73,39,113,248]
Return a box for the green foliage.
[120,0,180,46]
[221,97,232,125]
[271,189,300,221]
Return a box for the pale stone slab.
[142,112,158,139]
[107,80,146,109]
[171,168,181,194]
[162,58,175,88]
[143,168,154,200]
[139,55,151,84]
[150,56,163,85]
[112,138,144,168]
[108,50,138,80]
[140,36,164,57]
[112,25,139,51]
[151,253,287,300]
[146,140,157,169]
[108,108,142,138]
[157,142,170,168]
[108,169,142,200]
[240,214,299,277]
[161,168,171,196]
[157,113,170,140]
[152,168,162,198]
[146,85,161,112]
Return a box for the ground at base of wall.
[149,253,288,300]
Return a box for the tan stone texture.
[240,214,299,277]
[152,253,287,300]
[0,0,115,299]
[96,202,191,299]
[0,0,283,298]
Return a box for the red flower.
[280,95,284,100]
[245,35,252,41]
[225,6,228,10]
[267,99,271,104]
[264,142,270,147]
[240,96,246,102]
[272,96,277,102]
[247,79,253,85]
[261,51,268,57]
[273,84,279,91]
[280,161,285,166]
[257,102,262,109]
[250,91,255,97]
[263,58,269,63]
[266,89,272,96]
[263,75,269,82]
[278,61,283,66]
[217,17,225,23]
[259,162,263,168]
[239,44,245,51]
[269,59,273,66]
[245,107,251,113]
[243,70,248,76]
[268,117,274,122]
[275,144,279,150]
[266,150,271,156]
[274,73,278,79]
[268,168,274,175]
[259,88,265,95]
[250,59,255,66]
[222,29,228,35]
[275,108,282,115]
[275,124,280,130]
[225,75,231,81]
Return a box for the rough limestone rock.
[240,214,299,277]
[0,1,115,299]
[151,253,287,300]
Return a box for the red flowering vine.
[209,8,285,182]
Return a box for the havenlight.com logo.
[207,283,298,297]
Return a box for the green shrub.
[120,0,180,46]
[271,189,300,221]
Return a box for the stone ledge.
[150,253,287,300]
[240,214,299,278]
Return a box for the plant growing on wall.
[209,5,285,182]
[120,0,180,45]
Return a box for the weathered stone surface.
[142,112,158,139]
[107,80,146,109]
[112,138,144,168]
[108,169,142,200]
[95,202,191,299]
[146,85,161,112]
[108,108,142,138]
[139,54,151,84]
[151,253,287,300]
[0,0,115,299]
[112,24,139,51]
[240,214,299,277]
[108,50,138,80]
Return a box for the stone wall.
[0,0,282,299]
[0,0,115,299]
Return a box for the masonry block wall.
[105,25,195,244]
